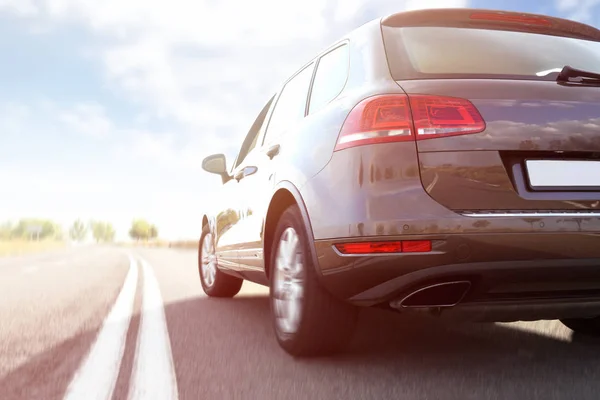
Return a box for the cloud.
[0,1,474,239]
[59,103,113,137]
[2,0,472,149]
[555,0,600,22]
[405,0,470,11]
[0,0,38,15]
[0,103,31,136]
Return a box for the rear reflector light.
[470,12,552,27]
[401,240,432,253]
[334,240,432,255]
[335,241,403,254]
[334,94,485,151]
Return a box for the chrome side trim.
[461,212,600,218]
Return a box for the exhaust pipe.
[390,281,471,310]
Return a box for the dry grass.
[0,240,67,257]
[167,240,197,249]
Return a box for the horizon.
[1,0,599,241]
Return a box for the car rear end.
[306,9,600,322]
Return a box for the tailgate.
[400,79,600,211]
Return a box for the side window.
[308,44,349,115]
[263,63,315,144]
[234,96,275,169]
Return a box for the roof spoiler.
[381,8,600,42]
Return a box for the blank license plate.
[525,160,600,190]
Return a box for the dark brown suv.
[199,8,600,356]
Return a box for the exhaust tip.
[395,280,472,309]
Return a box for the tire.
[561,317,600,336]
[198,226,243,297]
[269,204,358,357]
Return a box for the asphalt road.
[1,246,599,400]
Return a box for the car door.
[213,96,275,276]
[212,151,244,273]
[233,62,316,282]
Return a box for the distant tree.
[104,224,115,243]
[69,219,87,242]
[129,219,156,241]
[149,225,158,240]
[11,218,61,240]
[89,220,116,243]
[0,221,13,240]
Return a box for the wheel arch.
[263,181,320,279]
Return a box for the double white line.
[63,254,178,400]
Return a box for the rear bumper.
[301,140,600,321]
[314,232,600,319]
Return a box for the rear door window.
[263,63,315,144]
[308,44,349,115]
[383,26,600,80]
[234,96,275,169]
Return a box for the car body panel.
[398,79,600,153]
[393,79,600,211]
[213,179,242,272]
[228,148,274,280]
[201,8,600,323]
[313,232,600,305]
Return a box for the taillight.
[409,95,486,140]
[334,240,432,255]
[334,95,412,151]
[334,94,485,151]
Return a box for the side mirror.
[202,153,227,174]
[202,154,230,183]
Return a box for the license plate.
[525,159,600,190]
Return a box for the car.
[198,7,600,357]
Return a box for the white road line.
[63,255,138,400]
[426,172,439,192]
[129,257,179,400]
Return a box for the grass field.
[0,240,67,257]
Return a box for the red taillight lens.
[409,95,486,140]
[334,95,412,151]
[334,94,485,151]
[334,240,432,255]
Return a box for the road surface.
[1,246,599,400]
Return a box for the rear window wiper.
[556,65,600,85]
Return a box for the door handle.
[234,170,244,181]
[266,144,280,160]
[235,166,258,181]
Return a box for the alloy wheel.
[201,233,217,287]
[273,227,305,334]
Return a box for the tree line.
[0,218,160,243]
[69,219,116,243]
[0,219,63,241]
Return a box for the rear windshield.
[383,26,600,80]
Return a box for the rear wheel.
[198,226,243,297]
[269,205,358,357]
[561,317,600,336]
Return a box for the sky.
[0,0,599,241]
